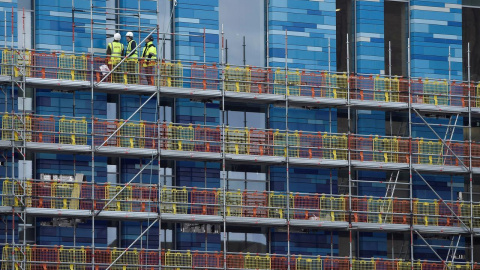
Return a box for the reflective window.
[336,0,354,72]
[219,0,265,67]
[384,1,408,76]
[222,232,267,253]
[463,6,480,81]
[225,110,266,129]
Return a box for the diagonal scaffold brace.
[412,108,469,171]
[93,157,156,217]
[413,168,471,233]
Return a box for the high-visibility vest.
[126,40,138,60]
[108,41,124,58]
[142,41,157,67]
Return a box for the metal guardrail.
[1,179,479,228]
[0,114,478,168]
[0,245,476,270]
[2,49,480,108]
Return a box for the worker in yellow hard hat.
[125,32,138,84]
[106,33,124,83]
[142,35,157,85]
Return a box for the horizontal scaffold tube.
[1,245,477,269]
[1,48,480,111]
[2,179,480,228]
[0,113,478,169]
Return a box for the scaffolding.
[0,1,478,270]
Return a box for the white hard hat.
[114,33,121,41]
[126,32,133,38]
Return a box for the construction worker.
[106,33,124,83]
[142,35,157,85]
[125,32,138,84]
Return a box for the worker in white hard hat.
[125,32,138,84]
[106,33,124,83]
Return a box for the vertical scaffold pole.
[468,42,474,266]
[346,33,353,270]
[90,1,95,269]
[156,0,162,268]
[285,29,291,270]
[408,37,414,270]
[220,24,227,270]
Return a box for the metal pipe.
[285,29,291,270]
[412,108,468,170]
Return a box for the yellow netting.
[373,136,399,163]
[59,246,86,270]
[2,178,22,206]
[476,84,480,108]
[323,134,347,160]
[374,76,400,102]
[111,248,139,270]
[274,69,301,96]
[325,73,348,99]
[472,204,480,228]
[1,49,31,77]
[424,79,448,105]
[59,117,87,145]
[320,196,346,222]
[160,61,183,88]
[447,263,472,270]
[397,261,423,270]
[2,113,32,141]
[124,58,139,85]
[225,66,251,93]
[245,253,270,270]
[105,184,133,212]
[352,259,374,270]
[414,200,438,226]
[225,127,249,155]
[1,245,31,270]
[52,182,75,209]
[161,187,188,214]
[296,256,322,270]
[417,139,443,165]
[169,124,194,151]
[268,193,288,219]
[118,121,145,148]
[367,198,393,224]
[218,190,243,217]
[164,250,192,268]
[58,53,87,81]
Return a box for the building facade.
[0,0,479,268]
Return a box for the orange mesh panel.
[139,250,160,267]
[393,199,411,225]
[323,258,350,270]
[249,129,272,156]
[93,119,118,147]
[300,71,324,98]
[32,116,55,143]
[143,123,158,149]
[191,63,218,90]
[32,52,57,79]
[352,76,375,101]
[352,197,368,223]
[243,191,268,218]
[250,68,273,94]
[194,126,221,153]
[192,252,222,269]
[422,262,446,270]
[293,194,320,220]
[191,189,218,215]
[298,132,322,159]
[226,254,244,269]
[271,255,289,270]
